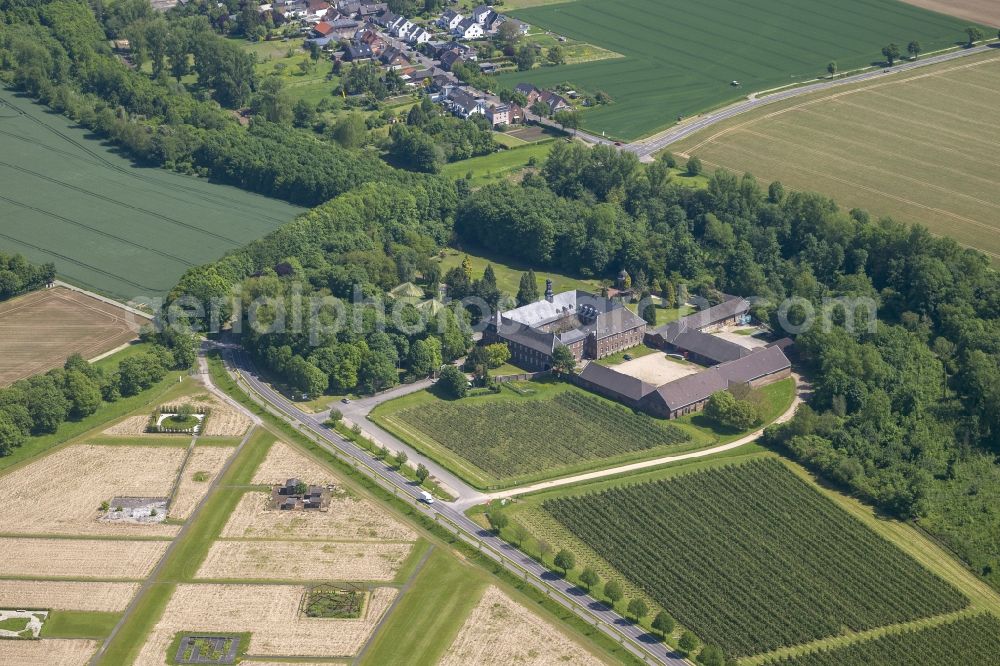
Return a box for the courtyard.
[611,352,700,385]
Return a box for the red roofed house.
[313,21,335,37]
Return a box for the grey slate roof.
[671,330,750,364]
[578,363,656,401]
[649,345,790,411]
[651,296,751,343]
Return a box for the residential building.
[514,82,541,103]
[438,9,464,30]
[471,4,494,24]
[439,49,464,71]
[408,26,432,44]
[380,46,410,68]
[343,42,373,60]
[486,102,522,126]
[305,0,331,19]
[447,88,486,118]
[538,90,570,113]
[453,17,484,40]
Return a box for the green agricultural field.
[671,52,1000,262]
[761,613,1000,666]
[543,458,967,657]
[372,381,700,489]
[498,0,984,140]
[0,89,301,300]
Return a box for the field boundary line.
[54,281,153,320]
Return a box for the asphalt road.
[221,345,688,665]
[626,44,997,159]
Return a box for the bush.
[437,366,468,399]
[704,391,761,430]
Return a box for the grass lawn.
[0,89,301,300]
[497,0,985,140]
[359,548,488,665]
[39,611,121,639]
[440,139,557,186]
[594,343,658,366]
[433,247,600,298]
[625,300,696,327]
[671,51,1000,262]
[237,37,340,105]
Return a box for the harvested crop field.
[899,0,1000,26]
[0,538,168,579]
[672,53,1000,262]
[0,89,300,300]
[440,586,604,666]
[196,541,413,581]
[220,492,417,542]
[0,638,98,665]
[251,441,339,486]
[0,580,138,612]
[168,446,235,520]
[0,287,144,386]
[102,393,251,437]
[134,584,397,664]
[0,444,184,537]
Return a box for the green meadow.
[499,0,985,140]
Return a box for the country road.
[219,344,691,666]
[623,43,997,159]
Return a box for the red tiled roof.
[314,21,335,35]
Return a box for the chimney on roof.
[545,279,554,303]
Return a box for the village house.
[439,49,465,72]
[514,82,541,103]
[438,9,464,31]
[304,0,331,19]
[538,90,571,113]
[484,280,648,371]
[355,26,388,53]
[447,88,486,118]
[380,46,410,68]
[453,17,484,40]
[312,20,336,38]
[357,2,386,16]
[407,26,432,44]
[343,41,374,60]
[275,478,332,510]
[486,102,523,126]
[471,4,495,25]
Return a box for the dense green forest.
[0,252,55,300]
[1,0,998,591]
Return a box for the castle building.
[484,280,647,371]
